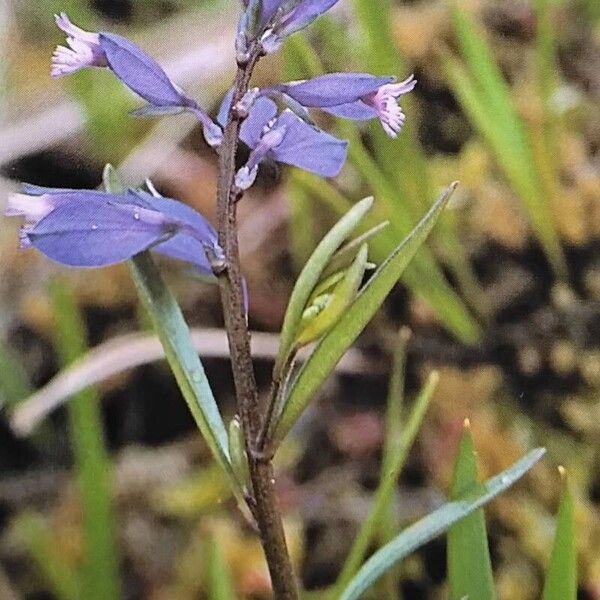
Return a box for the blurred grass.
[332,371,440,597]
[444,8,568,279]
[12,513,80,600]
[0,338,32,408]
[206,534,238,600]
[50,281,121,600]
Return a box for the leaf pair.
[270,182,458,447]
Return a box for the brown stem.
[216,47,299,599]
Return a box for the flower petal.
[130,190,220,249]
[321,100,377,120]
[152,234,214,276]
[99,33,192,108]
[27,196,177,268]
[270,110,348,177]
[260,0,284,27]
[274,73,393,107]
[279,0,340,36]
[239,96,279,148]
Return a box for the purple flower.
[270,73,417,138]
[5,185,222,274]
[218,96,347,189]
[242,0,340,51]
[52,13,222,147]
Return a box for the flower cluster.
[6,1,415,271]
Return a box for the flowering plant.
[4,2,549,598]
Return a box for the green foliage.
[445,9,567,278]
[272,183,457,446]
[542,468,577,600]
[276,196,374,375]
[332,371,440,597]
[296,243,369,347]
[447,422,495,600]
[129,253,236,485]
[339,448,546,600]
[50,282,121,600]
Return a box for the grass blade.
[339,448,546,600]
[332,371,439,597]
[447,420,495,600]
[542,467,577,600]
[50,281,121,600]
[273,184,457,445]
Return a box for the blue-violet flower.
[219,96,348,189]
[242,0,340,53]
[5,184,222,275]
[269,73,417,137]
[51,13,222,147]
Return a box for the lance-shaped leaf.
[447,420,495,600]
[320,221,388,279]
[295,243,369,347]
[542,467,577,600]
[272,183,457,445]
[103,166,238,493]
[275,196,374,374]
[340,448,546,600]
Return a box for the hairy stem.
[216,48,299,599]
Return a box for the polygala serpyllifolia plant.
[5,2,548,598]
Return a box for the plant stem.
[216,47,299,599]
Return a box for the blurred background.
[0,0,599,598]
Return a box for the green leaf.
[333,371,439,597]
[276,197,374,373]
[50,282,121,600]
[542,467,577,600]
[103,164,237,493]
[296,244,369,347]
[321,222,389,279]
[447,421,495,600]
[272,183,457,446]
[340,448,546,600]
[129,252,236,489]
